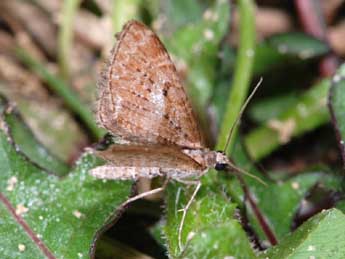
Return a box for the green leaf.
[164,183,257,258]
[261,209,345,258]
[253,33,330,75]
[164,0,230,116]
[0,108,132,258]
[248,92,299,123]
[0,97,69,176]
[240,172,342,241]
[0,81,87,163]
[267,32,329,59]
[329,63,345,164]
[182,222,257,259]
[160,0,204,30]
[245,79,330,161]
[229,140,343,242]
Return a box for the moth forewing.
[96,20,205,149]
[91,144,206,180]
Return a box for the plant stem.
[216,0,256,155]
[16,48,103,140]
[111,0,141,35]
[237,175,278,245]
[58,0,81,80]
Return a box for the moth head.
[214,151,230,171]
[93,133,115,151]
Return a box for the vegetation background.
[0,0,345,258]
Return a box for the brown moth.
[90,20,263,250]
[91,20,231,181]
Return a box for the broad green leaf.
[245,79,330,161]
[0,97,69,176]
[164,183,257,258]
[253,33,329,75]
[267,32,329,58]
[328,63,345,164]
[260,209,345,258]
[229,140,343,242]
[0,82,87,163]
[248,92,299,123]
[182,222,257,259]
[234,172,343,241]
[0,108,132,258]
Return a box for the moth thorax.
[182,149,222,169]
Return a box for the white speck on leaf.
[73,210,84,219]
[187,231,195,241]
[308,245,316,251]
[297,104,308,117]
[333,74,341,83]
[278,44,288,54]
[18,244,25,252]
[203,9,213,20]
[291,182,300,190]
[203,29,214,41]
[246,49,254,58]
[16,204,29,216]
[299,49,314,59]
[267,118,296,143]
[6,176,18,191]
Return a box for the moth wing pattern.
[90,165,162,180]
[97,20,204,149]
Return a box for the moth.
[90,20,263,249]
[91,20,233,181]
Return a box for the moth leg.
[178,181,201,251]
[121,177,170,207]
[175,178,199,185]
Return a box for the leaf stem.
[58,0,81,80]
[15,48,103,140]
[111,0,141,35]
[216,0,256,155]
[237,175,278,245]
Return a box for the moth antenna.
[227,160,267,186]
[223,77,263,153]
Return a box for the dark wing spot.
[162,89,168,96]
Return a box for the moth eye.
[94,133,114,150]
[215,163,227,171]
